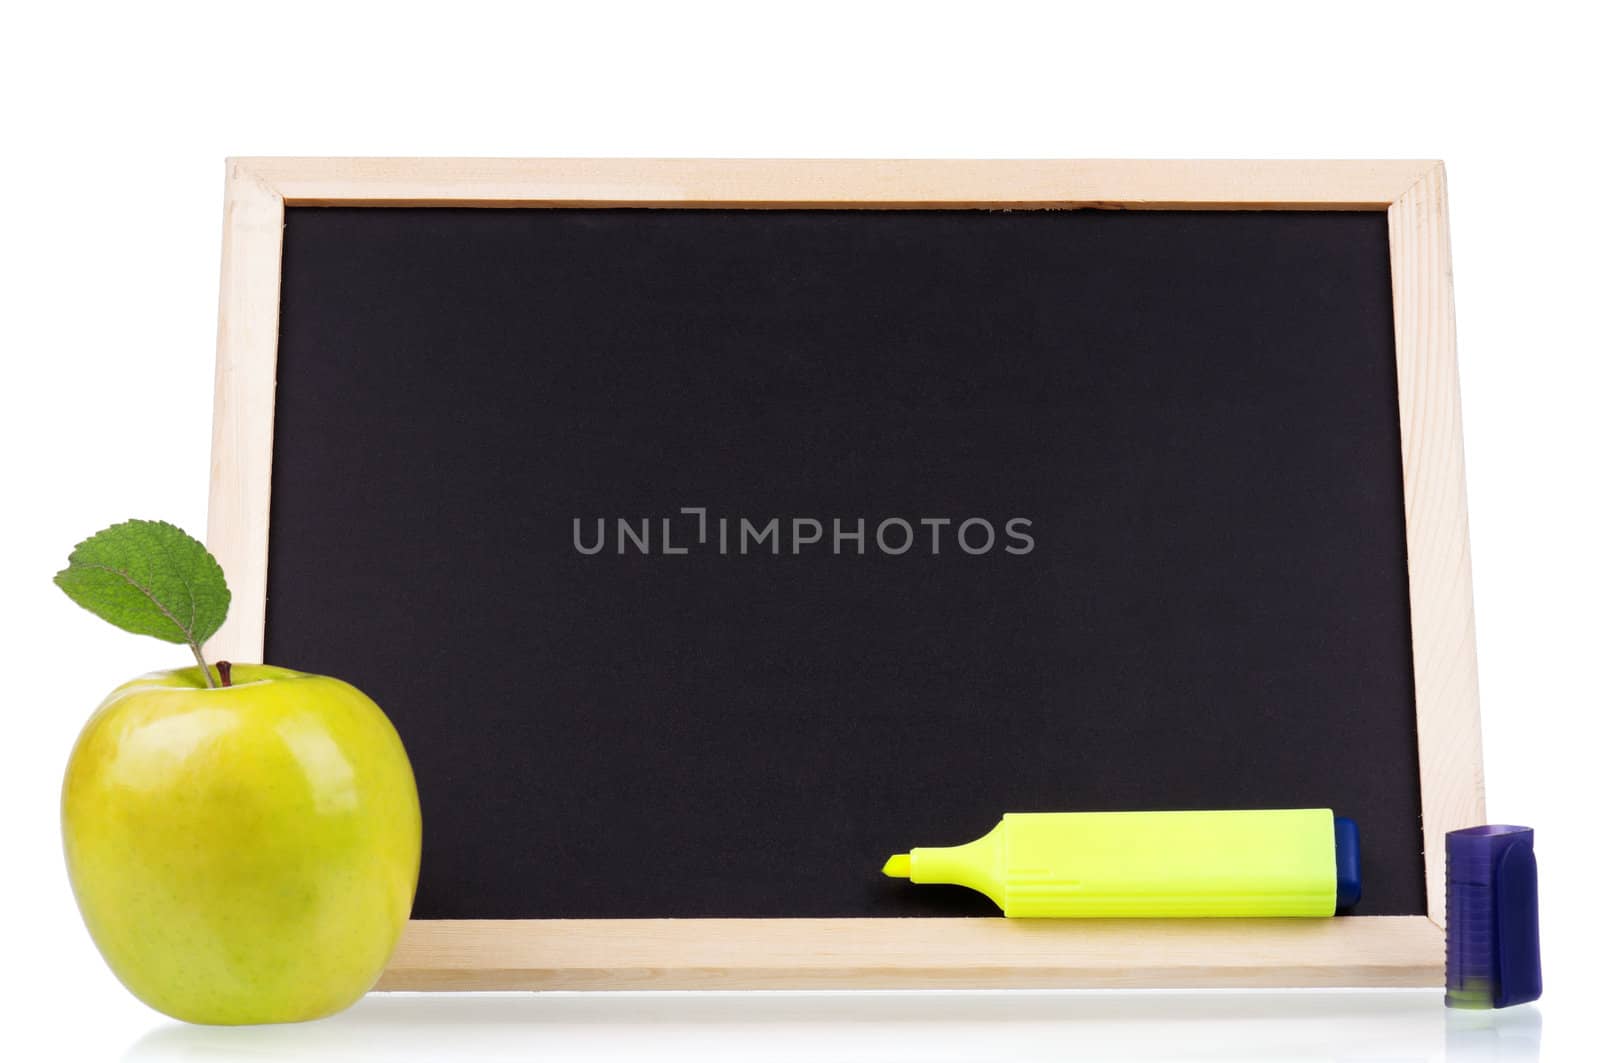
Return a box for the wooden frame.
[207,159,1483,990]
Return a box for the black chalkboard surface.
[266,207,1424,920]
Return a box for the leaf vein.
[79,562,197,642]
[150,526,201,631]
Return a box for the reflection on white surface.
[121,988,1543,1062]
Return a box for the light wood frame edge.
[206,159,1481,990]
[1387,165,1488,922]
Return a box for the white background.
[2,2,1595,1059]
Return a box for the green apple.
[61,664,422,1025]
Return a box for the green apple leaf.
[55,520,231,686]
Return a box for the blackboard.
[264,205,1426,921]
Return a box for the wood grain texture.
[206,158,1481,987]
[1387,164,1488,924]
[229,157,1434,210]
[205,161,284,664]
[377,917,1443,990]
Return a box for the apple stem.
[218,660,233,687]
[188,640,218,689]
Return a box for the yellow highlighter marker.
[883,809,1362,917]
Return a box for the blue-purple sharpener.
[1445,825,1542,1009]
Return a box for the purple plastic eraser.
[1445,825,1542,1009]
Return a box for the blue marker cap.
[1446,825,1542,1009]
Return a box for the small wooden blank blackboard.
[207,159,1485,990]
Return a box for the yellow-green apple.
[62,664,421,1025]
